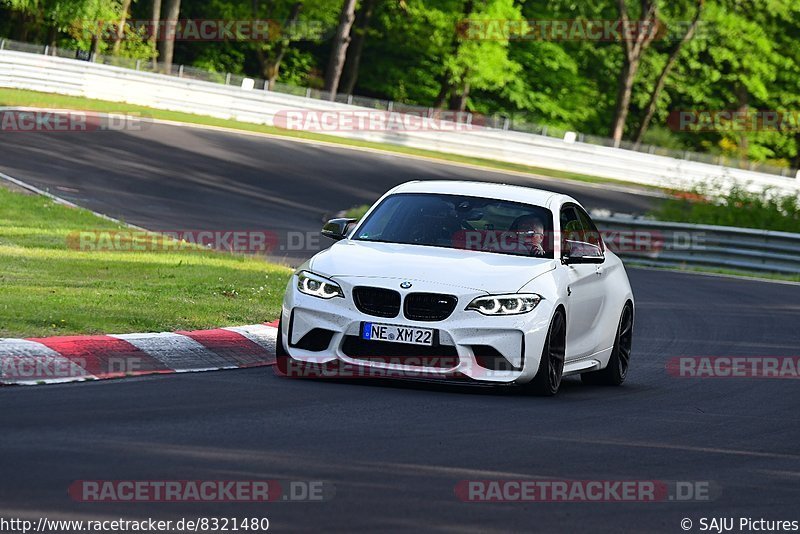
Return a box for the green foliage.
[652,182,800,233]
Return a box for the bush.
[651,182,800,233]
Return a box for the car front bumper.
[280,276,554,384]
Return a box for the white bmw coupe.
[276,180,634,395]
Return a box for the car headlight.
[297,270,344,299]
[465,293,542,315]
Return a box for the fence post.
[0,40,5,51]
[178,65,184,77]
[225,73,231,85]
[305,88,311,98]
[347,94,353,105]
[503,117,510,130]
[387,101,393,112]
[135,59,141,70]
[44,45,49,55]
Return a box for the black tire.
[581,302,633,386]
[524,309,566,396]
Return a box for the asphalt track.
[0,121,657,262]
[1,122,799,532]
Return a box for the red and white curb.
[0,322,279,386]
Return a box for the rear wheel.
[524,310,566,396]
[581,303,633,386]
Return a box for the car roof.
[387,180,574,209]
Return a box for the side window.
[559,206,581,255]
[575,207,604,252]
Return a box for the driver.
[510,215,546,257]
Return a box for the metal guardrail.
[594,216,800,275]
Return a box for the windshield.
[353,193,554,258]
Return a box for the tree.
[340,0,376,95]
[611,0,658,145]
[158,0,180,73]
[632,0,703,146]
[324,0,358,99]
[150,0,161,65]
[252,0,304,90]
[112,0,132,55]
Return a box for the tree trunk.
[611,57,637,145]
[633,0,703,147]
[610,0,658,146]
[14,11,29,41]
[158,0,181,74]
[90,34,99,61]
[433,73,451,109]
[113,0,133,55]
[448,80,469,112]
[792,132,800,171]
[340,0,376,96]
[266,3,303,89]
[736,85,749,164]
[433,0,474,110]
[46,25,58,54]
[324,0,358,100]
[150,0,162,67]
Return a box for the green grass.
[0,187,292,338]
[0,88,651,189]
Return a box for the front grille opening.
[292,328,335,351]
[353,287,401,318]
[472,345,517,371]
[341,336,458,368]
[403,292,458,321]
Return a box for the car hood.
[307,240,557,294]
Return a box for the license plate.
[361,322,434,346]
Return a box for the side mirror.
[562,240,604,264]
[321,218,357,241]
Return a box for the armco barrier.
[595,216,800,275]
[1,50,799,195]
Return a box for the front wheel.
[524,310,566,396]
[274,317,292,375]
[581,303,633,386]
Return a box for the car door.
[561,205,607,360]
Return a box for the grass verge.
[0,186,291,338]
[0,88,654,190]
